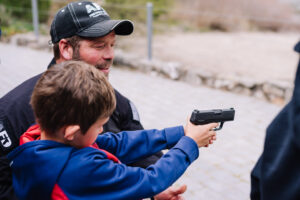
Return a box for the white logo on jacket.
[0,123,11,148]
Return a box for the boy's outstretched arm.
[68,121,218,199]
[96,120,218,164]
[96,126,185,164]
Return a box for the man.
[250,41,300,199]
[0,1,186,199]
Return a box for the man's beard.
[72,50,112,77]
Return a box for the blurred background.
[1,1,300,199]
[1,0,300,104]
[1,0,300,35]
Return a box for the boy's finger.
[209,131,216,137]
[172,184,187,195]
[204,122,219,130]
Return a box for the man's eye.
[95,45,105,49]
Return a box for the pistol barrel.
[190,108,235,126]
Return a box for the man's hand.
[154,184,187,200]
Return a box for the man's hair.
[31,60,116,134]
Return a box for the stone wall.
[114,49,293,105]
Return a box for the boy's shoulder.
[69,146,118,163]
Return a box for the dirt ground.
[117,31,300,83]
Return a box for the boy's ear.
[59,39,73,60]
[64,125,81,141]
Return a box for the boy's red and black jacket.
[15,124,119,200]
[7,124,198,200]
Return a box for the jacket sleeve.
[96,126,184,164]
[250,156,262,200]
[62,135,199,200]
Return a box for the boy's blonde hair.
[31,60,116,134]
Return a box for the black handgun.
[190,108,235,131]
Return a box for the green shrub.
[104,0,173,22]
[0,0,51,23]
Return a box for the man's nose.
[103,46,114,60]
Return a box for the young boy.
[7,61,217,200]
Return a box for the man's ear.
[59,39,73,60]
[64,125,81,141]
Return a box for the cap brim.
[77,20,134,38]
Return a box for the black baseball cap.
[50,1,134,43]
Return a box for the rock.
[158,61,183,80]
[232,84,252,96]
[183,70,203,85]
[214,78,236,90]
[252,86,266,100]
[284,87,293,102]
[9,32,52,51]
[262,82,285,99]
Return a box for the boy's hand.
[184,118,218,147]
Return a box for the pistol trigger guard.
[213,122,224,131]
